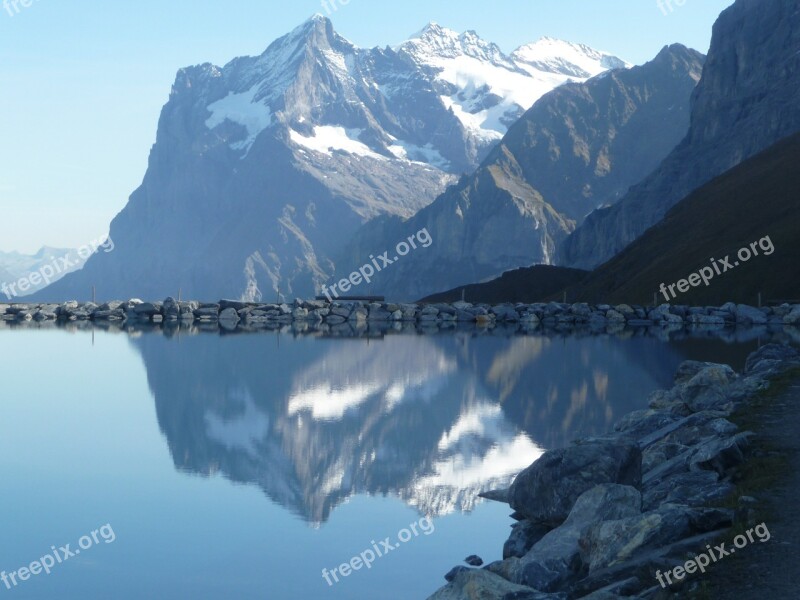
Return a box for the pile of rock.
[428,344,800,600]
[1,298,799,331]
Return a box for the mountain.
[334,44,703,301]
[557,131,800,305]
[420,265,589,304]
[32,16,626,303]
[0,246,91,300]
[445,132,800,305]
[562,0,800,269]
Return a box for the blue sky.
[0,0,734,253]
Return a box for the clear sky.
[0,0,734,253]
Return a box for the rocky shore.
[427,344,800,600]
[2,299,800,336]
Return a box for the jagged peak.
[400,22,510,66]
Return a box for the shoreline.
[426,344,800,599]
[1,299,800,336]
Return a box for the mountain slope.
[562,0,800,269]
[419,265,589,304]
[33,16,626,302]
[560,131,800,305]
[334,44,704,301]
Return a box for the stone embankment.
[1,298,799,333]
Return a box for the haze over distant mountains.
[31,16,627,302]
[0,246,88,298]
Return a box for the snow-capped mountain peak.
[401,22,513,68]
[512,36,631,79]
[393,25,629,144]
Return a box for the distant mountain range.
[0,246,87,299]
[30,16,626,303]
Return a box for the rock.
[680,364,738,412]
[783,305,800,324]
[218,299,250,312]
[580,507,693,572]
[513,484,642,591]
[605,309,625,322]
[615,304,635,316]
[133,302,160,316]
[479,488,510,503]
[735,304,768,324]
[688,313,726,326]
[744,343,800,376]
[613,409,683,439]
[690,431,753,474]
[219,307,240,323]
[504,521,551,559]
[509,440,641,526]
[674,361,720,384]
[464,555,483,567]
[427,569,556,600]
[444,566,471,582]
[642,469,731,511]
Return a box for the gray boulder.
[580,508,693,572]
[427,569,557,600]
[509,440,641,526]
[513,484,641,591]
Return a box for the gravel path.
[687,378,800,598]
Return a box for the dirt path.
[685,375,800,598]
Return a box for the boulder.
[427,569,558,600]
[513,485,641,591]
[504,521,551,559]
[580,508,693,572]
[508,440,641,526]
[744,343,800,376]
[735,304,768,324]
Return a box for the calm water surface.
[0,327,783,599]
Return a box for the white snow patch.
[388,140,451,170]
[205,84,273,155]
[290,126,384,159]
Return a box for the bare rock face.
[562,0,800,269]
